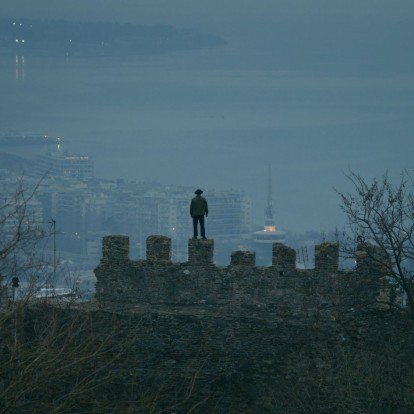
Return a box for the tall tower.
[264,166,276,231]
[253,167,286,265]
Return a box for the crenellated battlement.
[95,235,394,312]
[101,234,129,263]
[315,242,339,273]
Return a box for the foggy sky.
[1,1,414,233]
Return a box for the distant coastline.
[0,18,226,58]
[0,133,61,146]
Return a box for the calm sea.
[1,43,413,231]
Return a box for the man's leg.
[192,217,198,238]
[199,216,206,238]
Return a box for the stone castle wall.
[4,235,404,413]
[89,235,403,412]
[95,235,392,313]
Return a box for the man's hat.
[194,189,203,195]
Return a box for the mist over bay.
[1,3,414,233]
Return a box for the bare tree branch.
[337,170,414,317]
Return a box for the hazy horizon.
[1,1,414,233]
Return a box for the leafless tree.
[0,178,206,413]
[0,178,110,413]
[0,301,210,414]
[337,170,414,316]
[0,177,49,300]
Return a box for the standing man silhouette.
[190,189,208,240]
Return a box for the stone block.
[146,235,171,263]
[188,238,214,265]
[272,243,296,271]
[231,251,256,267]
[315,242,338,273]
[102,235,129,262]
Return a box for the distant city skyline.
[1,1,413,233]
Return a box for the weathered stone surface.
[102,235,129,263]
[146,235,172,264]
[87,236,414,412]
[272,242,296,272]
[4,236,411,413]
[188,238,214,265]
[95,236,392,312]
[230,250,255,267]
[315,242,339,273]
